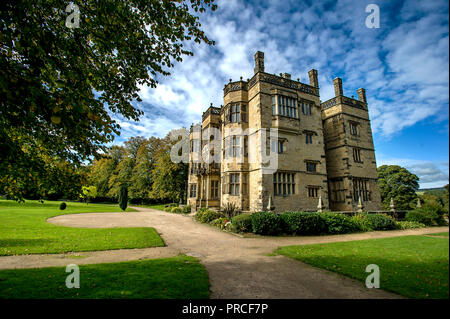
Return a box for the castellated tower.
[321,78,382,211]
[187,51,381,213]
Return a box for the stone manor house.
[187,51,382,212]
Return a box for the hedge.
[251,212,282,235]
[280,212,326,235]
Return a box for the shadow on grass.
[0,238,54,247]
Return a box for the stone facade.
[187,51,382,213]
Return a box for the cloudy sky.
[113,0,449,189]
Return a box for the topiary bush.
[118,185,128,211]
[195,209,222,224]
[231,213,252,233]
[351,213,396,231]
[164,207,172,212]
[171,207,182,214]
[394,220,426,230]
[405,209,439,226]
[321,212,361,234]
[59,202,67,210]
[251,212,282,235]
[280,212,326,235]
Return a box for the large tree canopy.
[377,165,419,210]
[0,0,216,199]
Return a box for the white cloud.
[113,0,448,154]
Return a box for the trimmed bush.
[321,212,361,234]
[251,212,282,235]
[231,214,252,233]
[406,209,438,226]
[351,213,396,231]
[394,220,426,230]
[118,185,128,211]
[171,207,182,214]
[164,207,172,212]
[59,202,67,210]
[164,203,177,208]
[195,209,222,224]
[280,212,326,235]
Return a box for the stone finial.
[317,196,324,212]
[333,77,343,96]
[254,51,264,74]
[389,197,396,212]
[267,195,275,211]
[282,73,291,80]
[357,196,364,213]
[308,69,319,87]
[240,76,243,81]
[357,88,367,103]
[417,198,422,208]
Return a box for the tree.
[377,165,419,210]
[0,0,217,200]
[118,185,128,211]
[150,133,188,203]
[79,185,97,204]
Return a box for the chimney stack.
[254,51,264,74]
[333,77,343,97]
[308,69,318,87]
[357,88,366,103]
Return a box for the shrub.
[421,202,447,225]
[406,209,438,226]
[59,202,67,210]
[181,205,192,214]
[394,220,426,230]
[118,185,128,211]
[251,212,282,235]
[164,207,172,212]
[321,212,361,234]
[280,212,326,235]
[351,213,396,231]
[195,209,222,224]
[231,213,252,233]
[171,207,182,214]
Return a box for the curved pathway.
[1,207,448,298]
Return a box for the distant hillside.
[417,187,447,196]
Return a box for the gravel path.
[1,207,447,298]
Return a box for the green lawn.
[0,255,210,298]
[0,199,164,256]
[276,235,449,299]
[427,232,449,237]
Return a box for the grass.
[276,235,449,299]
[0,255,210,298]
[427,232,449,237]
[0,199,164,256]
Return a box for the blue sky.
[112,0,449,189]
